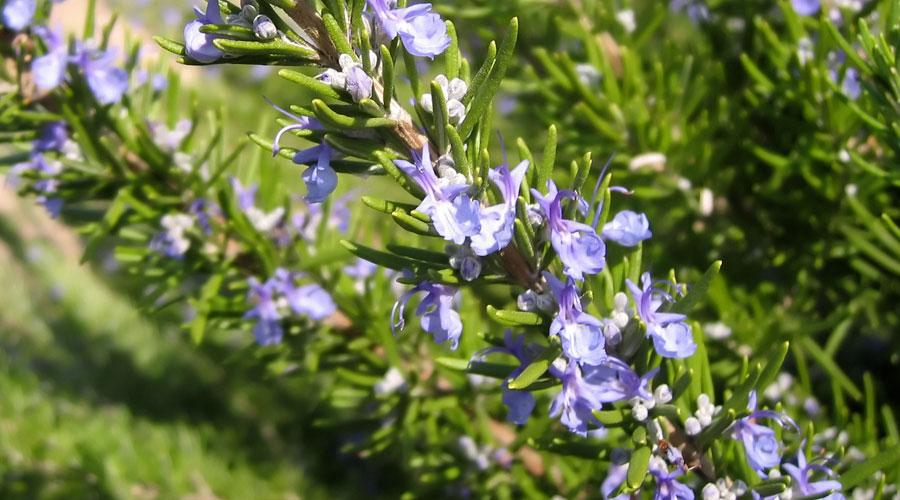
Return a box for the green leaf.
[798,336,863,401]
[626,446,651,490]
[507,344,560,390]
[361,196,418,215]
[485,305,546,327]
[593,409,628,426]
[458,18,518,139]
[756,341,790,394]
[213,38,317,60]
[536,124,556,189]
[278,69,343,99]
[380,44,395,110]
[462,41,496,106]
[340,240,441,271]
[672,260,722,314]
[312,99,397,129]
[391,209,438,236]
[321,12,354,56]
[444,21,460,79]
[190,273,225,345]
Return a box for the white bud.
[629,152,666,172]
[616,9,636,33]
[631,402,648,421]
[685,417,702,436]
[419,93,434,113]
[447,78,468,100]
[697,393,711,409]
[517,290,538,311]
[613,292,628,311]
[374,367,407,395]
[447,99,466,124]
[700,188,714,216]
[253,15,277,40]
[702,483,721,500]
[654,384,673,405]
[703,321,732,340]
[612,311,629,329]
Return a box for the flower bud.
[654,384,673,405]
[253,15,277,40]
[685,416,702,435]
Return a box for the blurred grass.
[0,195,335,498]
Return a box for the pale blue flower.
[367,0,450,58]
[532,180,606,280]
[392,281,463,349]
[601,463,629,500]
[71,43,128,104]
[183,0,224,63]
[470,160,529,256]
[31,27,68,92]
[549,359,604,435]
[273,269,336,320]
[546,272,607,366]
[602,210,652,247]
[783,447,844,500]
[730,391,798,472]
[2,0,35,31]
[585,357,658,403]
[294,144,337,203]
[395,144,481,245]
[626,273,697,359]
[244,276,283,345]
[649,457,694,500]
[473,331,540,425]
[792,0,821,16]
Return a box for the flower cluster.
[245,269,336,346]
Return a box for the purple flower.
[470,160,529,256]
[230,177,257,211]
[602,210,652,247]
[783,448,844,500]
[395,145,481,245]
[189,198,214,234]
[71,44,129,105]
[474,331,540,424]
[730,391,798,472]
[344,258,378,280]
[367,0,450,58]
[2,0,35,31]
[649,457,695,500]
[320,54,373,102]
[791,0,821,16]
[670,0,709,22]
[399,12,451,58]
[545,273,607,366]
[294,144,337,203]
[549,359,604,435]
[244,276,283,346]
[585,357,658,403]
[601,463,629,500]
[626,273,697,359]
[149,213,194,258]
[273,269,336,320]
[532,180,606,280]
[183,0,224,63]
[392,281,463,349]
[32,27,68,93]
[841,67,861,100]
[33,122,68,153]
